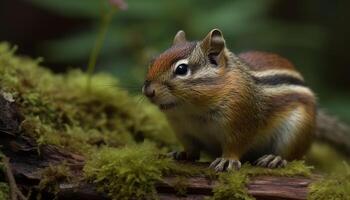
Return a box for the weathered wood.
[55,176,316,200]
[57,183,108,200]
[247,176,313,200]
[157,177,216,195]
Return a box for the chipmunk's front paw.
[167,151,198,161]
[209,158,241,172]
[255,154,287,168]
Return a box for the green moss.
[37,164,72,199]
[83,143,217,199]
[212,170,253,200]
[0,42,177,155]
[0,41,180,198]
[84,142,171,200]
[211,161,312,200]
[308,163,350,200]
[0,182,9,200]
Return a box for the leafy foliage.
[22,0,350,124]
[28,0,328,102]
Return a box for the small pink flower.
[109,0,128,10]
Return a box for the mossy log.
[2,136,318,200]
[0,95,319,200]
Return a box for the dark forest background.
[1,0,349,122]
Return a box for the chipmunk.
[142,29,316,172]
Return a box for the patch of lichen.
[211,161,312,200]
[308,163,350,200]
[0,42,176,155]
[37,164,72,199]
[84,142,171,200]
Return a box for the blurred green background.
[1,0,349,122]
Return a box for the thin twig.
[0,129,15,136]
[86,8,116,92]
[2,157,27,200]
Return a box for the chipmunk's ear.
[200,29,226,66]
[200,29,225,54]
[173,30,187,45]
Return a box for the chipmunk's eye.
[174,64,189,76]
[173,59,191,78]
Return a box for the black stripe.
[252,75,305,86]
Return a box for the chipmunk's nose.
[142,80,155,98]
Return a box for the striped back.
[238,51,306,88]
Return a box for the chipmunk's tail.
[315,109,350,157]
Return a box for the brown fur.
[147,42,196,80]
[238,51,296,71]
[239,53,316,160]
[265,92,316,115]
[264,93,316,159]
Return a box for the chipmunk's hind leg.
[167,150,200,161]
[255,154,287,168]
[167,131,202,161]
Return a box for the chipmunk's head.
[143,29,234,111]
